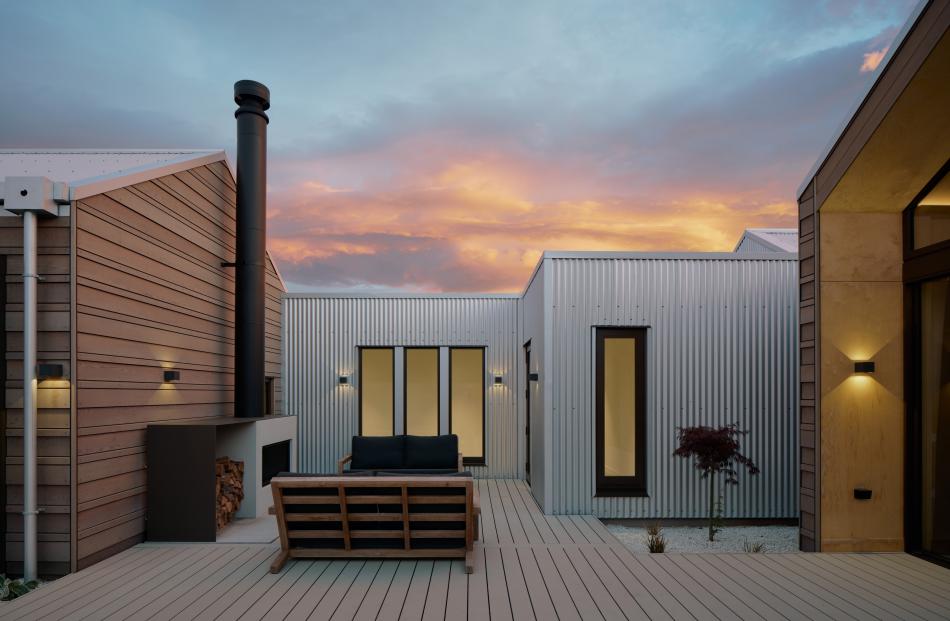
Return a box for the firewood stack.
[215,457,245,531]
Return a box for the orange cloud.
[267,154,796,292]
[860,46,889,73]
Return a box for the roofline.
[731,229,796,253]
[69,150,226,200]
[796,0,929,199]
[284,291,521,299]
[16,148,283,292]
[539,250,797,261]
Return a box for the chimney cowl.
[234,80,271,120]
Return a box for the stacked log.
[216,457,245,531]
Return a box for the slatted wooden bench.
[270,475,480,573]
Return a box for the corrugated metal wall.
[546,255,799,518]
[284,295,522,478]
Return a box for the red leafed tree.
[674,424,759,541]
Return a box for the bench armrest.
[458,452,464,471]
[338,453,353,474]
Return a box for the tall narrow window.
[360,348,394,436]
[405,348,439,436]
[450,348,485,465]
[596,328,647,496]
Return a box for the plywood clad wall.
[1,214,72,576]
[798,182,819,552]
[74,161,283,569]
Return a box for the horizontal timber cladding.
[547,255,799,518]
[73,161,284,569]
[0,213,73,577]
[798,182,819,551]
[285,295,522,478]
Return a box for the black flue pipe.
[233,80,269,418]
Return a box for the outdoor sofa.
[269,435,480,573]
[337,433,464,474]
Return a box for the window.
[450,348,485,465]
[596,328,647,496]
[264,376,275,416]
[910,162,950,251]
[360,348,394,435]
[404,348,439,436]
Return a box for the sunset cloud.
[1,0,918,291]
[861,46,889,72]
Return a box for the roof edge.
[795,0,930,199]
[70,150,227,200]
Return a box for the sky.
[0,0,919,292]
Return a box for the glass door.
[918,276,950,561]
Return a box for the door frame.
[902,160,950,565]
[524,340,531,484]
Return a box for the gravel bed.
[607,523,799,553]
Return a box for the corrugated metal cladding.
[284,295,522,478]
[547,256,798,518]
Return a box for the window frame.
[402,346,441,437]
[904,158,950,279]
[358,346,396,436]
[595,327,648,497]
[448,346,487,467]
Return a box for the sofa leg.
[270,550,290,574]
[465,550,474,574]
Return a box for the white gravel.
[607,523,799,553]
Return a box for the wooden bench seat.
[270,475,481,573]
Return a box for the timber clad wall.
[73,160,283,569]
[2,215,72,576]
[798,183,818,552]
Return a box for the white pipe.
[22,210,38,581]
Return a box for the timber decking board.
[3,481,950,620]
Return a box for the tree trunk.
[708,474,716,542]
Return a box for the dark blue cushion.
[376,470,472,477]
[404,434,458,469]
[275,471,374,477]
[351,436,404,470]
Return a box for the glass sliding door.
[596,327,647,496]
[450,348,485,465]
[404,348,439,436]
[359,347,394,436]
[919,277,950,560]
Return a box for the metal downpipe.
[22,210,38,580]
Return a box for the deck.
[3,480,950,620]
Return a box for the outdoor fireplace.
[262,439,291,487]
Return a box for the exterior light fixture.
[493,374,504,385]
[338,374,352,386]
[853,361,875,374]
[163,370,180,383]
[528,372,539,382]
[36,363,64,381]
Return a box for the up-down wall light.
[338,374,352,386]
[163,370,181,383]
[853,361,875,375]
[492,374,504,386]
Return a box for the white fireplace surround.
[216,415,297,519]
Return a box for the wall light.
[528,372,539,382]
[163,370,180,383]
[492,374,504,386]
[338,374,352,386]
[853,361,875,375]
[36,363,64,381]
